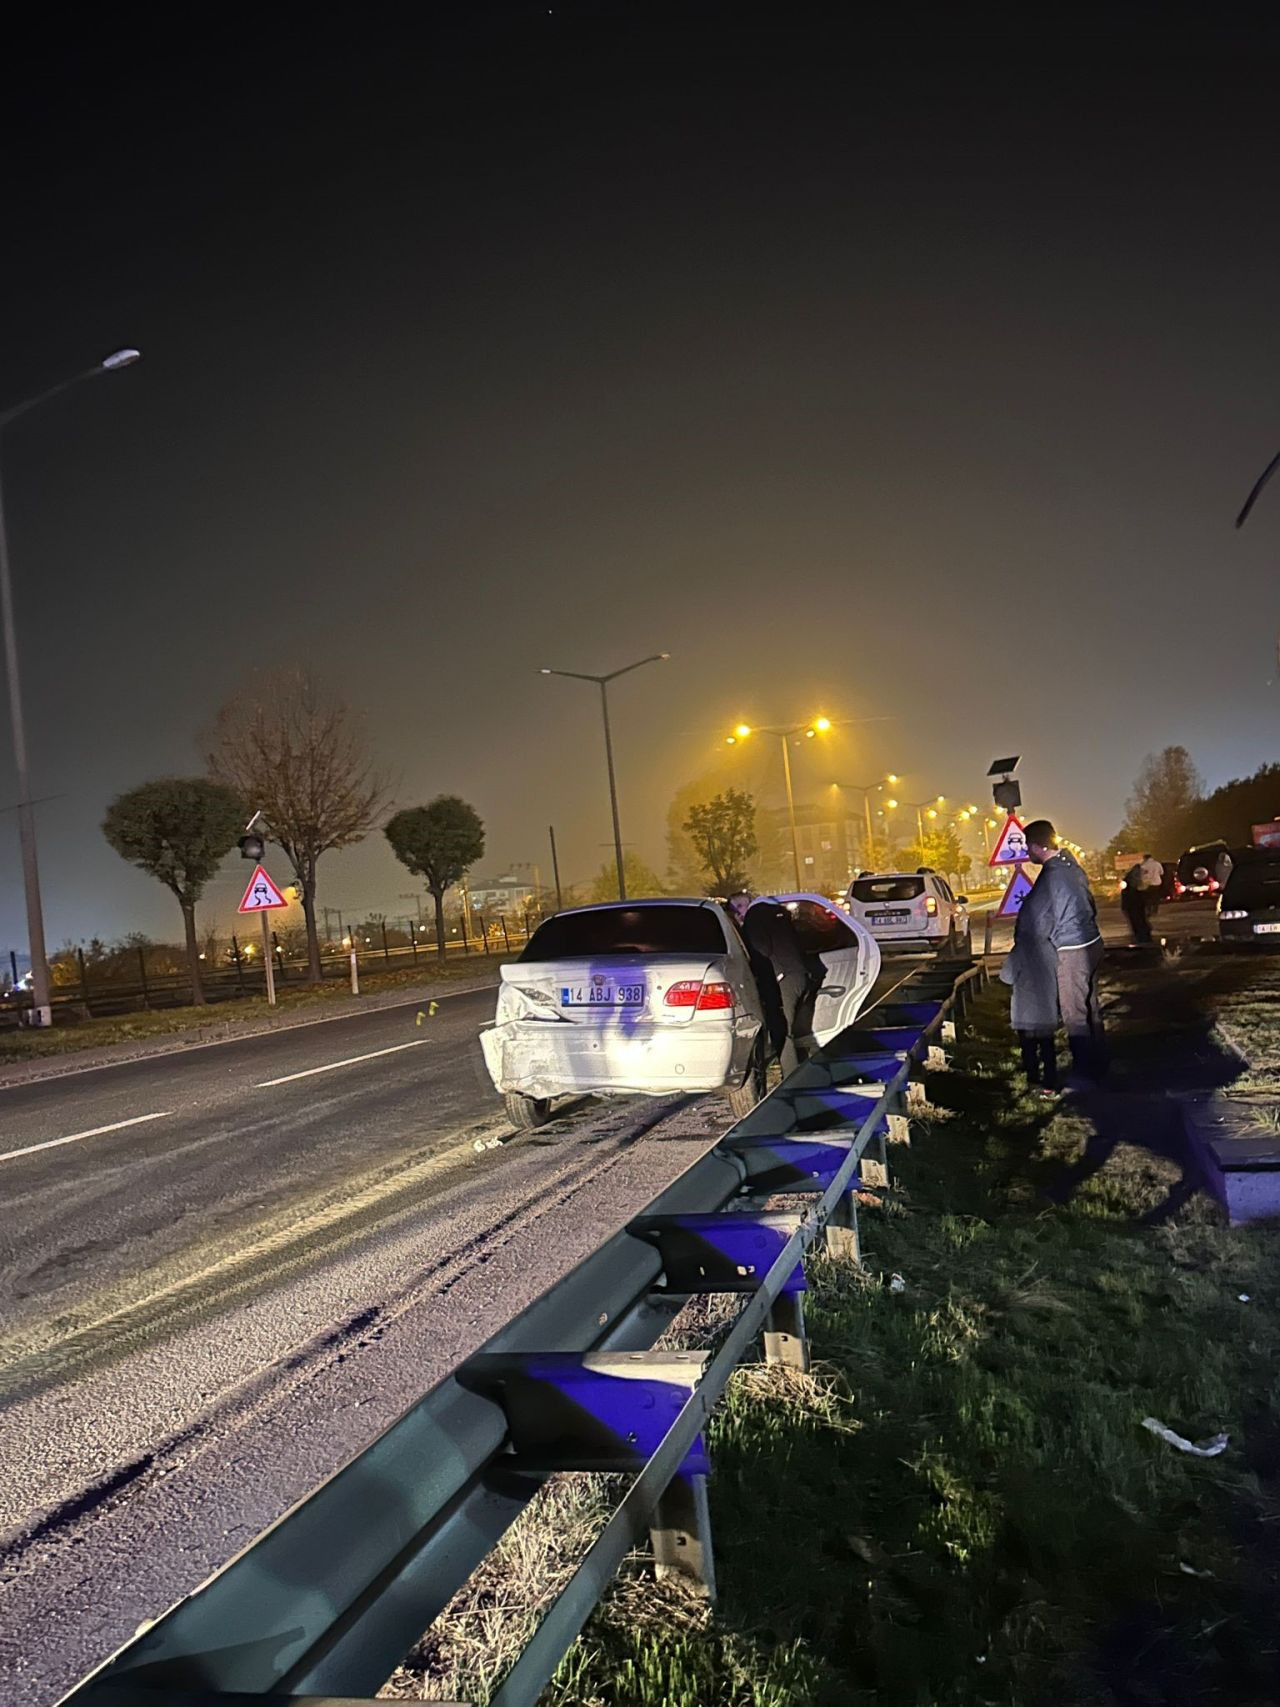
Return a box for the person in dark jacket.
[1022,820,1107,1086]
[741,896,815,1074]
[1121,862,1152,944]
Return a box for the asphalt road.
[0,962,905,1705]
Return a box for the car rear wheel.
[504,1092,553,1130]
[723,1044,767,1121]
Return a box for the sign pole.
[261,908,276,1007]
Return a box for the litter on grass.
[1142,1416,1229,1457]
[889,1272,907,1294]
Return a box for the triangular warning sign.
[996,863,1036,918]
[237,863,289,913]
[988,814,1029,867]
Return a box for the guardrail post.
[824,1190,861,1263]
[651,1472,716,1598]
[887,1111,911,1147]
[983,910,994,956]
[861,1122,891,1190]
[763,1291,810,1370]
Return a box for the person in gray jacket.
[1020,819,1107,1086]
[1001,899,1060,1095]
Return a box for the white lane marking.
[0,1110,173,1166]
[0,981,494,1094]
[255,1038,431,1088]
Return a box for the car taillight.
[1174,880,1185,895]
[664,980,733,1010]
[925,896,938,916]
[1209,878,1219,893]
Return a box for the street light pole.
[779,733,802,889]
[540,653,670,901]
[831,776,898,872]
[0,348,140,1026]
[598,677,625,899]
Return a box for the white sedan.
[480,894,880,1128]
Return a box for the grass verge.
[534,967,1280,1705]
[0,956,511,1063]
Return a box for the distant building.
[757,806,869,893]
[467,875,536,914]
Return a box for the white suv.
[843,871,969,954]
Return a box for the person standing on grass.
[1121,860,1153,945]
[1001,889,1061,1096]
[1021,819,1107,1087]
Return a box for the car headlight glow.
[1220,909,1247,921]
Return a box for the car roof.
[543,897,720,919]
[850,871,934,881]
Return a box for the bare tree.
[207,670,388,982]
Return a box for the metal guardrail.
[58,955,990,1707]
[3,934,530,1030]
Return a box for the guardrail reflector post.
[652,1469,716,1598]
[630,1211,805,1297]
[887,1112,911,1146]
[763,1291,809,1371]
[459,1352,710,1475]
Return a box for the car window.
[851,877,924,903]
[783,899,857,954]
[520,904,729,959]
[936,880,953,903]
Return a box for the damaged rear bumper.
[480,1017,760,1100]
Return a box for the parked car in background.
[1218,853,1280,942]
[1175,842,1231,899]
[843,871,970,953]
[480,895,879,1128]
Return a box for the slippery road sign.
[996,863,1035,918]
[237,864,288,913]
[988,814,1029,866]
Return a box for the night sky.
[3,4,1279,947]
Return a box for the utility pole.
[549,825,564,910]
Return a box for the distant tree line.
[1112,745,1280,858]
[100,668,488,997]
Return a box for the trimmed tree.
[102,778,245,1004]
[385,796,486,961]
[683,788,759,894]
[207,670,388,983]
[585,852,666,903]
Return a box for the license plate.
[1254,923,1280,935]
[560,983,645,1007]
[868,911,910,924]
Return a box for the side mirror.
[956,896,969,905]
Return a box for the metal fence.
[59,954,989,1707]
[1,923,533,1031]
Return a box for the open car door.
[775,893,882,1047]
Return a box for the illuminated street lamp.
[895,794,948,853]
[0,348,141,1025]
[540,653,670,900]
[726,716,837,888]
